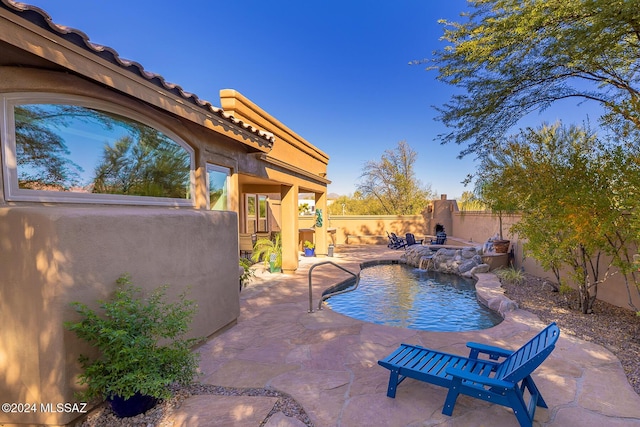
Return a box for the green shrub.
[251,233,282,270]
[239,257,255,287]
[559,282,573,295]
[495,267,525,285]
[65,274,202,401]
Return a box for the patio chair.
[387,232,406,249]
[430,231,447,245]
[405,233,423,247]
[239,233,254,259]
[378,322,560,427]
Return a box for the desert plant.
[559,282,573,295]
[494,267,525,285]
[239,257,255,288]
[65,274,202,402]
[251,233,282,270]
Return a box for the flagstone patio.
[185,245,640,426]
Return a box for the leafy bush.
[65,274,202,401]
[251,233,282,269]
[559,282,573,295]
[495,267,525,285]
[239,257,255,288]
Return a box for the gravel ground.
[501,273,640,396]
[76,272,640,426]
[74,384,313,427]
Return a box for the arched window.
[1,93,194,205]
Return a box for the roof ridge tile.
[1,0,274,145]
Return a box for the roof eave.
[0,0,274,151]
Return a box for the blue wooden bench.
[378,323,559,427]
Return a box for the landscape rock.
[458,259,477,274]
[461,248,477,259]
[403,246,490,278]
[400,245,434,266]
[470,264,490,275]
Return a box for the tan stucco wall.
[452,211,521,245]
[450,210,640,311]
[314,215,427,245]
[0,206,239,426]
[0,66,248,425]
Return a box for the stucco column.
[194,164,208,209]
[280,184,299,274]
[228,171,239,213]
[429,195,454,236]
[314,191,328,256]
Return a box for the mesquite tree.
[428,0,640,159]
[475,123,640,313]
[357,140,433,215]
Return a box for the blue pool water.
[324,263,502,332]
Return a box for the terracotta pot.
[493,239,511,254]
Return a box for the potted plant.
[476,175,518,254]
[65,274,202,418]
[251,232,282,273]
[303,240,316,257]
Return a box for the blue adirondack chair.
[430,231,447,245]
[386,232,406,249]
[378,323,560,427]
[404,233,423,248]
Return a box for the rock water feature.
[400,244,518,316]
[401,245,491,277]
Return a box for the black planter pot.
[109,393,158,418]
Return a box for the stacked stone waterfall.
[401,245,491,277]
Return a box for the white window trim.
[206,163,230,210]
[1,93,196,206]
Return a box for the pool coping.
[473,271,520,317]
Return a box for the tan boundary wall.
[452,211,522,248]
[453,210,640,311]
[300,215,427,246]
[0,206,240,426]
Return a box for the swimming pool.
[324,263,502,332]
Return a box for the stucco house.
[0,1,330,425]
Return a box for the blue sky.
[25,0,601,198]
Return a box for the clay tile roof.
[1,0,275,146]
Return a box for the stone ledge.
[473,272,518,317]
